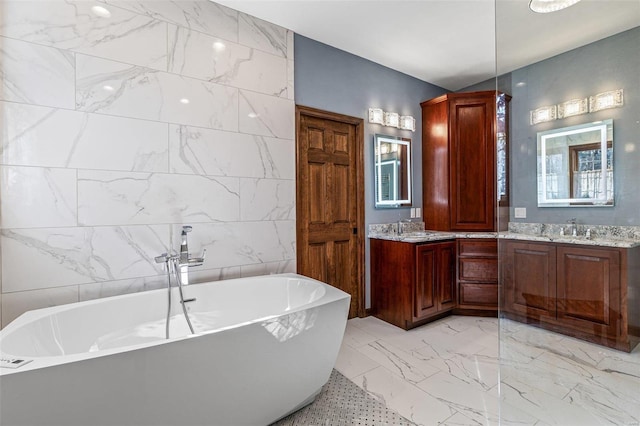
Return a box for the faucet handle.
[154,253,169,263]
[182,225,193,234]
[188,248,207,267]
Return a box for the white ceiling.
[216,0,640,91]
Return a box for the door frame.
[295,105,366,318]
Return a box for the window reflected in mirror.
[537,119,613,207]
[374,134,412,208]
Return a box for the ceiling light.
[91,5,112,18]
[102,85,114,92]
[179,98,190,104]
[529,0,582,13]
[248,112,259,118]
[212,41,226,52]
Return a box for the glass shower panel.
[496,1,640,425]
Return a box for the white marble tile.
[0,1,167,70]
[416,371,503,426]
[239,90,294,139]
[168,25,287,97]
[238,13,287,58]
[286,59,294,100]
[500,376,604,426]
[355,340,441,385]
[169,125,294,179]
[1,225,170,292]
[1,102,169,172]
[75,55,238,131]
[0,166,77,229]
[77,170,240,226]
[353,366,456,426]
[564,380,639,425]
[103,0,239,42]
[78,275,167,301]
[347,315,408,339]
[415,351,499,392]
[342,322,378,349]
[186,266,242,284]
[239,260,295,277]
[1,285,79,328]
[239,178,294,221]
[170,221,295,269]
[334,343,380,380]
[286,30,294,60]
[0,37,75,109]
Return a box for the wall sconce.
[557,98,588,118]
[399,116,416,131]
[368,108,384,125]
[368,108,415,132]
[530,105,557,125]
[589,89,624,112]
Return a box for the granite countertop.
[367,222,639,248]
[499,232,640,248]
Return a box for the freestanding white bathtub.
[0,273,350,426]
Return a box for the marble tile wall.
[0,0,296,327]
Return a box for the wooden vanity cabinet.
[502,239,638,351]
[421,91,510,232]
[456,239,498,313]
[371,239,456,330]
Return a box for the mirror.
[537,119,613,207]
[374,134,412,208]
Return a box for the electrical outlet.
[410,208,416,218]
[514,207,527,219]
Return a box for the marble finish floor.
[335,315,640,426]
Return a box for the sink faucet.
[567,218,577,237]
[397,218,411,236]
[178,226,206,286]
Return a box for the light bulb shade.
[589,89,624,112]
[368,108,384,124]
[557,98,588,118]
[529,0,581,13]
[530,105,557,125]
[384,112,400,128]
[399,116,416,131]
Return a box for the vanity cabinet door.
[502,241,557,320]
[556,245,621,339]
[415,241,456,321]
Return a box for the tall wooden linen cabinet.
[421,91,510,232]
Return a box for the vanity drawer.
[459,258,498,281]
[458,239,497,257]
[459,283,498,306]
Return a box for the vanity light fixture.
[399,116,416,131]
[384,112,400,128]
[589,89,624,112]
[530,105,557,125]
[368,108,384,125]
[529,0,581,13]
[557,98,588,118]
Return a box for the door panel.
[438,243,456,309]
[415,246,438,319]
[296,106,364,318]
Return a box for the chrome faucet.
[178,226,206,286]
[397,218,411,236]
[567,218,577,237]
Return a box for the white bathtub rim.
[0,273,350,376]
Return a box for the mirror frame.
[537,119,613,207]
[374,134,412,208]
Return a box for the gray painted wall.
[294,34,445,307]
[507,27,640,226]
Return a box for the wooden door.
[556,246,620,338]
[296,106,364,318]
[449,94,496,231]
[502,241,556,320]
